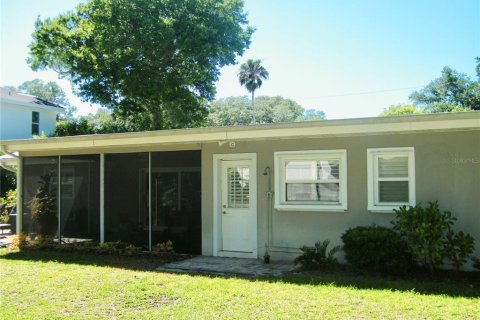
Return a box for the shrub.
[97,241,128,255]
[124,244,142,256]
[7,233,27,250]
[392,201,454,272]
[0,189,16,223]
[152,240,174,254]
[341,225,413,272]
[392,201,475,271]
[35,235,55,246]
[96,240,142,255]
[443,231,475,271]
[294,240,341,270]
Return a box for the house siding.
[0,103,58,140]
[201,129,480,266]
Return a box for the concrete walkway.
[157,256,296,277]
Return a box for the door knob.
[222,211,227,214]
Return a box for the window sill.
[275,204,347,212]
[368,204,413,212]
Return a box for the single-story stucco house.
[1,111,479,265]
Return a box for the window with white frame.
[367,147,415,211]
[274,150,347,211]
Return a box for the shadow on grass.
[1,249,479,298]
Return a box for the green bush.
[97,240,129,255]
[341,225,413,272]
[294,240,341,270]
[152,240,174,254]
[392,201,475,271]
[443,231,475,271]
[0,189,16,223]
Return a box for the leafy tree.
[53,108,128,136]
[208,96,310,126]
[475,57,480,79]
[409,63,480,111]
[302,109,326,121]
[28,0,253,130]
[18,79,69,106]
[3,79,77,119]
[379,104,425,116]
[238,59,269,122]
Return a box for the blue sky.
[1,0,479,119]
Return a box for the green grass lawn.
[1,249,479,320]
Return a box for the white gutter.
[1,111,479,154]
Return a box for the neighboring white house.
[0,88,64,140]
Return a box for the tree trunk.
[251,90,255,124]
[150,107,162,130]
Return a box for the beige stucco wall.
[201,129,480,267]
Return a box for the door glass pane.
[227,167,250,208]
[379,181,409,202]
[286,183,339,202]
[378,156,408,178]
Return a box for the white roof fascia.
[1,112,479,154]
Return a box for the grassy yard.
[0,249,479,319]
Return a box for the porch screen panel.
[151,150,201,254]
[22,156,59,238]
[104,153,149,248]
[60,155,100,242]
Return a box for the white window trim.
[367,147,415,212]
[274,150,347,211]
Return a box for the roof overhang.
[0,97,65,113]
[1,111,479,155]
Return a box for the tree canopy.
[409,63,480,112]
[28,0,253,130]
[238,59,269,121]
[208,96,325,126]
[2,79,77,119]
[379,104,424,116]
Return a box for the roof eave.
[1,111,479,154]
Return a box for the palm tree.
[238,59,269,123]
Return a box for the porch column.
[57,156,61,242]
[16,156,23,235]
[100,153,105,243]
[148,152,152,251]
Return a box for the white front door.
[214,154,257,258]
